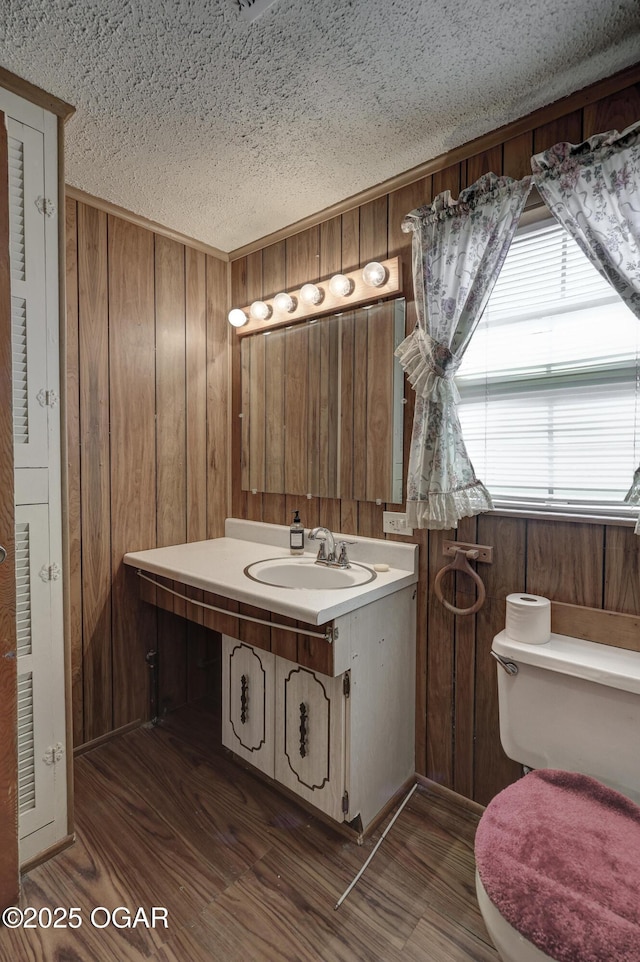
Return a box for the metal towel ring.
[434,547,486,616]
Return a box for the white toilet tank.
[492,630,640,803]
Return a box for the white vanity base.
[222,585,416,832]
[126,519,418,832]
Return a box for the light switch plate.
[382,511,414,536]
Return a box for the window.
[457,215,639,519]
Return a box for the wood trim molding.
[489,508,636,528]
[0,66,75,120]
[415,774,486,817]
[65,186,229,261]
[229,60,640,261]
[363,776,417,836]
[57,119,76,838]
[73,720,143,757]
[551,601,640,652]
[20,834,75,874]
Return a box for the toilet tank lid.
[493,630,640,696]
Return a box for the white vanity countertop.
[124,518,418,625]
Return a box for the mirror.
[241,297,405,503]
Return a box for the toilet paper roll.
[505,593,551,645]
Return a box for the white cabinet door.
[274,657,348,822]
[2,87,66,865]
[7,118,49,469]
[221,636,275,777]
[14,504,56,840]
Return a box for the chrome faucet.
[308,527,354,568]
[308,526,336,563]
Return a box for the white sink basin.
[244,557,376,590]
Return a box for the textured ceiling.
[2,0,640,252]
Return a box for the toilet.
[474,629,640,962]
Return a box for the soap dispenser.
[289,510,304,556]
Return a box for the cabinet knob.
[0,545,6,564]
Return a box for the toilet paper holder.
[434,541,493,616]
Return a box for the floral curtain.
[396,173,532,530]
[531,120,640,532]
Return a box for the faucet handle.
[336,541,355,567]
[315,539,328,562]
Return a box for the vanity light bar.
[229,256,402,336]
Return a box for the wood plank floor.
[1,699,498,962]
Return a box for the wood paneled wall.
[65,202,228,747]
[229,77,640,805]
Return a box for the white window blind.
[457,217,639,517]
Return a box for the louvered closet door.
[0,105,19,911]
[7,119,48,469]
[14,504,55,839]
[1,88,65,867]
[16,504,55,838]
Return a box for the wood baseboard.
[20,834,75,875]
[73,720,143,757]
[362,776,417,837]
[416,774,486,818]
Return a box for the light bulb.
[250,300,271,321]
[329,273,353,297]
[274,292,296,313]
[362,262,387,287]
[228,308,248,327]
[300,283,323,305]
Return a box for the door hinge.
[35,196,56,218]
[342,672,350,698]
[36,388,59,408]
[39,562,62,582]
[324,624,339,644]
[342,790,349,815]
[43,743,64,766]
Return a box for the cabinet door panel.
[7,120,48,469]
[15,503,55,840]
[221,636,274,777]
[275,658,346,821]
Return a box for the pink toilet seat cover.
[475,769,640,962]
